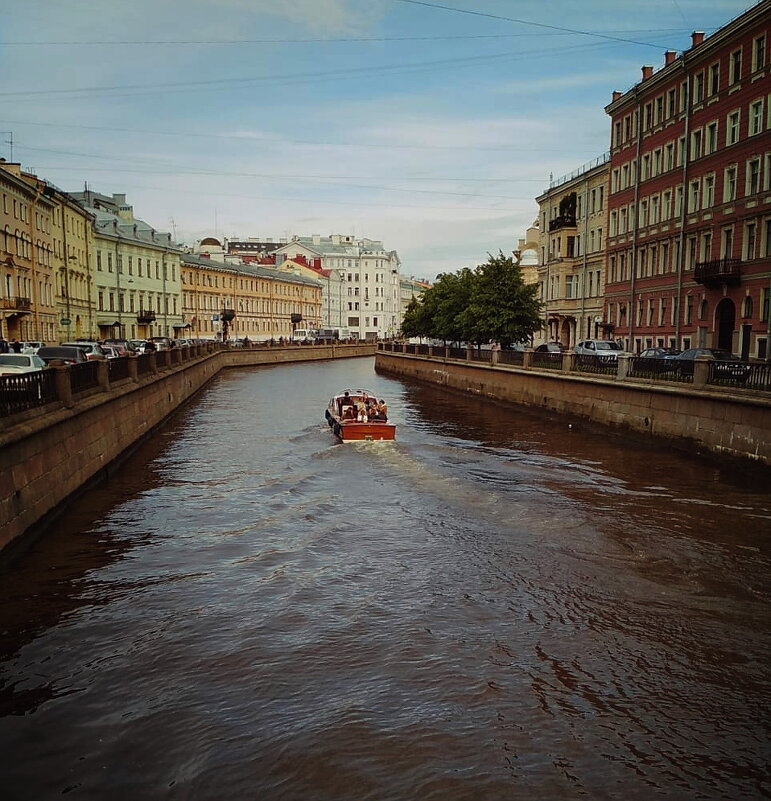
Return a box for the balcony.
[694,258,741,287]
[548,215,577,232]
[1,297,32,315]
[137,309,156,323]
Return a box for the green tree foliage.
[400,253,542,346]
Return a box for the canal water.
[1,357,769,800]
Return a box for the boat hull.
[325,409,396,442]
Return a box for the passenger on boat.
[356,400,368,422]
[342,405,356,420]
[378,400,388,421]
[338,391,354,415]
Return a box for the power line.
[392,0,678,49]
[1,28,693,45]
[3,120,599,155]
[0,40,616,99]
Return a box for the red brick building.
[604,1,770,359]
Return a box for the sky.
[0,0,757,280]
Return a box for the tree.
[400,296,432,339]
[430,268,474,343]
[457,252,542,347]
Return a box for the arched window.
[742,295,753,319]
[699,299,708,320]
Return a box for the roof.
[182,253,322,289]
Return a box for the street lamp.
[220,307,236,344]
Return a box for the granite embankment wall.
[376,351,771,465]
[0,343,373,554]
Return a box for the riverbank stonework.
[0,344,374,555]
[375,351,771,466]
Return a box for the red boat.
[325,389,396,442]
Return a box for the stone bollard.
[523,348,534,370]
[96,359,110,391]
[51,364,74,408]
[617,353,631,380]
[692,356,710,388]
[466,344,473,361]
[149,351,158,374]
[127,354,139,383]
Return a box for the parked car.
[37,346,89,365]
[128,339,148,354]
[149,336,172,351]
[574,340,627,358]
[534,343,564,353]
[103,338,135,355]
[102,345,121,359]
[20,341,45,354]
[670,348,751,381]
[0,353,46,375]
[638,347,681,358]
[61,341,108,360]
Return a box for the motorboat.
[325,389,395,442]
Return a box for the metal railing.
[629,357,691,383]
[0,369,57,416]
[498,350,525,366]
[446,347,467,360]
[108,356,131,382]
[740,362,771,391]
[136,353,153,375]
[470,349,491,363]
[532,352,564,370]
[69,360,100,394]
[575,354,619,376]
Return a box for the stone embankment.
[0,343,374,555]
[376,344,771,466]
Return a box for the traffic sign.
[60,318,71,325]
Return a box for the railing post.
[693,356,710,388]
[617,353,631,380]
[52,365,74,408]
[127,354,139,383]
[428,345,434,358]
[466,344,473,361]
[491,346,500,366]
[523,348,534,370]
[564,352,577,372]
[96,359,110,391]
[149,351,158,374]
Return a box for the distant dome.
[200,237,221,247]
[520,248,538,266]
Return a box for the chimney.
[641,65,654,81]
[664,50,677,66]
[691,31,705,47]
[612,90,623,102]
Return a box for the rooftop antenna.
[0,132,13,161]
[214,208,218,238]
[169,217,178,241]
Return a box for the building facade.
[604,3,771,357]
[0,162,56,344]
[182,252,322,342]
[273,234,402,339]
[536,155,610,348]
[72,191,185,341]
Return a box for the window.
[721,226,734,259]
[730,49,742,84]
[97,251,102,271]
[688,180,700,213]
[691,129,702,159]
[747,158,761,194]
[727,111,740,145]
[753,35,766,73]
[703,174,715,207]
[668,88,676,118]
[724,165,738,201]
[645,102,653,130]
[749,99,764,135]
[694,72,704,104]
[665,142,674,170]
[651,195,660,223]
[655,96,663,124]
[745,222,757,260]
[709,62,720,96]
[705,121,718,154]
[701,232,712,261]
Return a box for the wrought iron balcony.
[548,215,577,232]
[1,297,32,312]
[137,309,156,323]
[694,258,741,286]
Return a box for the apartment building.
[536,155,610,348]
[605,1,771,357]
[0,161,57,344]
[273,234,402,339]
[72,191,185,341]
[181,251,322,341]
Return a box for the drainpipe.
[675,60,691,346]
[628,91,643,352]
[114,233,121,339]
[580,175,590,340]
[544,180,553,340]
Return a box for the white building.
[272,234,402,339]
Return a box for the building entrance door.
[740,324,752,360]
[715,298,736,352]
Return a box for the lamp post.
[338,270,345,328]
[220,307,236,345]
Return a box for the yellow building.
[536,155,610,348]
[0,162,56,344]
[182,253,322,341]
[48,186,96,341]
